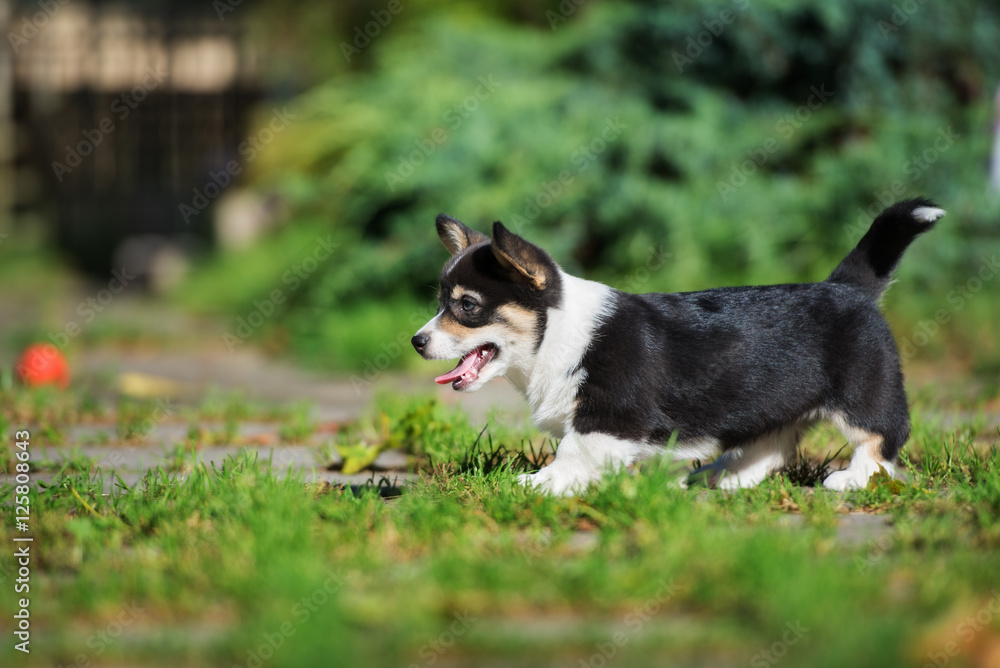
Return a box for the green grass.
[1,388,999,667]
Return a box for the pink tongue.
[435,351,480,385]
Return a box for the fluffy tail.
[827,198,944,300]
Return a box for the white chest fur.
[506,273,613,438]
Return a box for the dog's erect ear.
[436,214,488,256]
[491,222,555,290]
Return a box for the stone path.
[19,436,416,491]
[5,415,419,493]
[4,343,528,494]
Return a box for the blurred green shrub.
[180,0,1000,371]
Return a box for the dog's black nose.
[411,334,429,353]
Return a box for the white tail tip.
[912,206,946,223]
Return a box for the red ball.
[16,344,70,389]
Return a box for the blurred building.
[1,0,261,283]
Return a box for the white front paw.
[823,469,865,491]
[517,466,591,496]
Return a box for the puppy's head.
[412,215,562,391]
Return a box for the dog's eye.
[460,297,478,313]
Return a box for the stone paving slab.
[33,443,326,470]
[36,442,414,470]
[831,512,894,545]
[3,469,417,495]
[27,421,338,449]
[772,512,893,545]
[30,442,413,472]
[6,438,415,494]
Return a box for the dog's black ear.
[436,214,488,256]
[491,222,556,290]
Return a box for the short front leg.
[517,431,656,496]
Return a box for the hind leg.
[689,426,801,490]
[823,412,906,491]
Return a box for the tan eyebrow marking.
[449,286,484,303]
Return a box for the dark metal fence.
[6,1,260,278]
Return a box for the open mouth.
[434,343,498,390]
